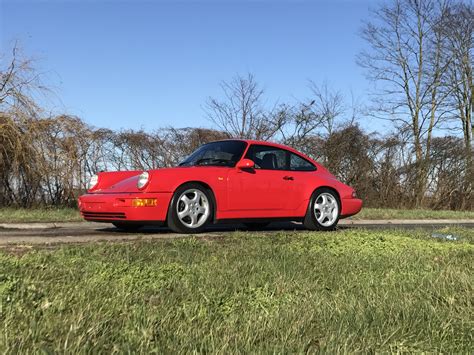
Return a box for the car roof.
[214,138,298,151]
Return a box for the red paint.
[78,140,362,224]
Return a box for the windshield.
[178,140,247,167]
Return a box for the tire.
[303,188,340,231]
[112,222,144,231]
[167,183,214,234]
[243,222,270,230]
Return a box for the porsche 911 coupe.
[78,139,362,233]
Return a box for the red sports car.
[78,140,362,233]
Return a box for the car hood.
[91,166,229,194]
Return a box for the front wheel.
[303,188,340,231]
[167,183,213,234]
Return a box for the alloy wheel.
[176,189,210,228]
[313,192,339,227]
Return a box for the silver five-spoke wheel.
[303,188,340,231]
[313,192,339,227]
[176,189,210,229]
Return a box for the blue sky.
[1,0,374,131]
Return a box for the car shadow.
[96,221,353,234]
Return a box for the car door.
[227,144,293,212]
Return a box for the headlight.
[137,171,150,189]
[88,174,99,190]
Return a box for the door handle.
[283,176,294,181]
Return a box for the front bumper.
[78,192,173,223]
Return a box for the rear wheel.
[112,222,144,231]
[303,188,340,231]
[167,183,213,234]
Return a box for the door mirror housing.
[236,158,255,169]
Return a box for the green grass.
[1,228,473,352]
[0,207,473,223]
[352,207,474,220]
[0,208,82,223]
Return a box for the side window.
[245,145,289,170]
[290,153,316,171]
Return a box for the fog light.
[132,198,157,207]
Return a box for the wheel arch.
[166,181,218,224]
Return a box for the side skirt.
[216,217,304,224]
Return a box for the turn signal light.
[132,198,157,207]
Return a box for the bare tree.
[428,136,468,209]
[308,81,346,135]
[0,44,46,206]
[358,0,451,206]
[278,81,347,153]
[205,73,285,140]
[0,43,45,115]
[441,2,473,207]
[277,102,320,150]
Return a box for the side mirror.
[236,158,255,169]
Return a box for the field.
[1,227,473,352]
[0,207,473,223]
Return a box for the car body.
[78,139,362,232]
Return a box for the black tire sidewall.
[167,183,213,233]
[304,188,341,231]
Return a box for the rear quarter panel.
[289,170,354,215]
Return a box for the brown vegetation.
[0,0,472,210]
[0,110,470,210]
